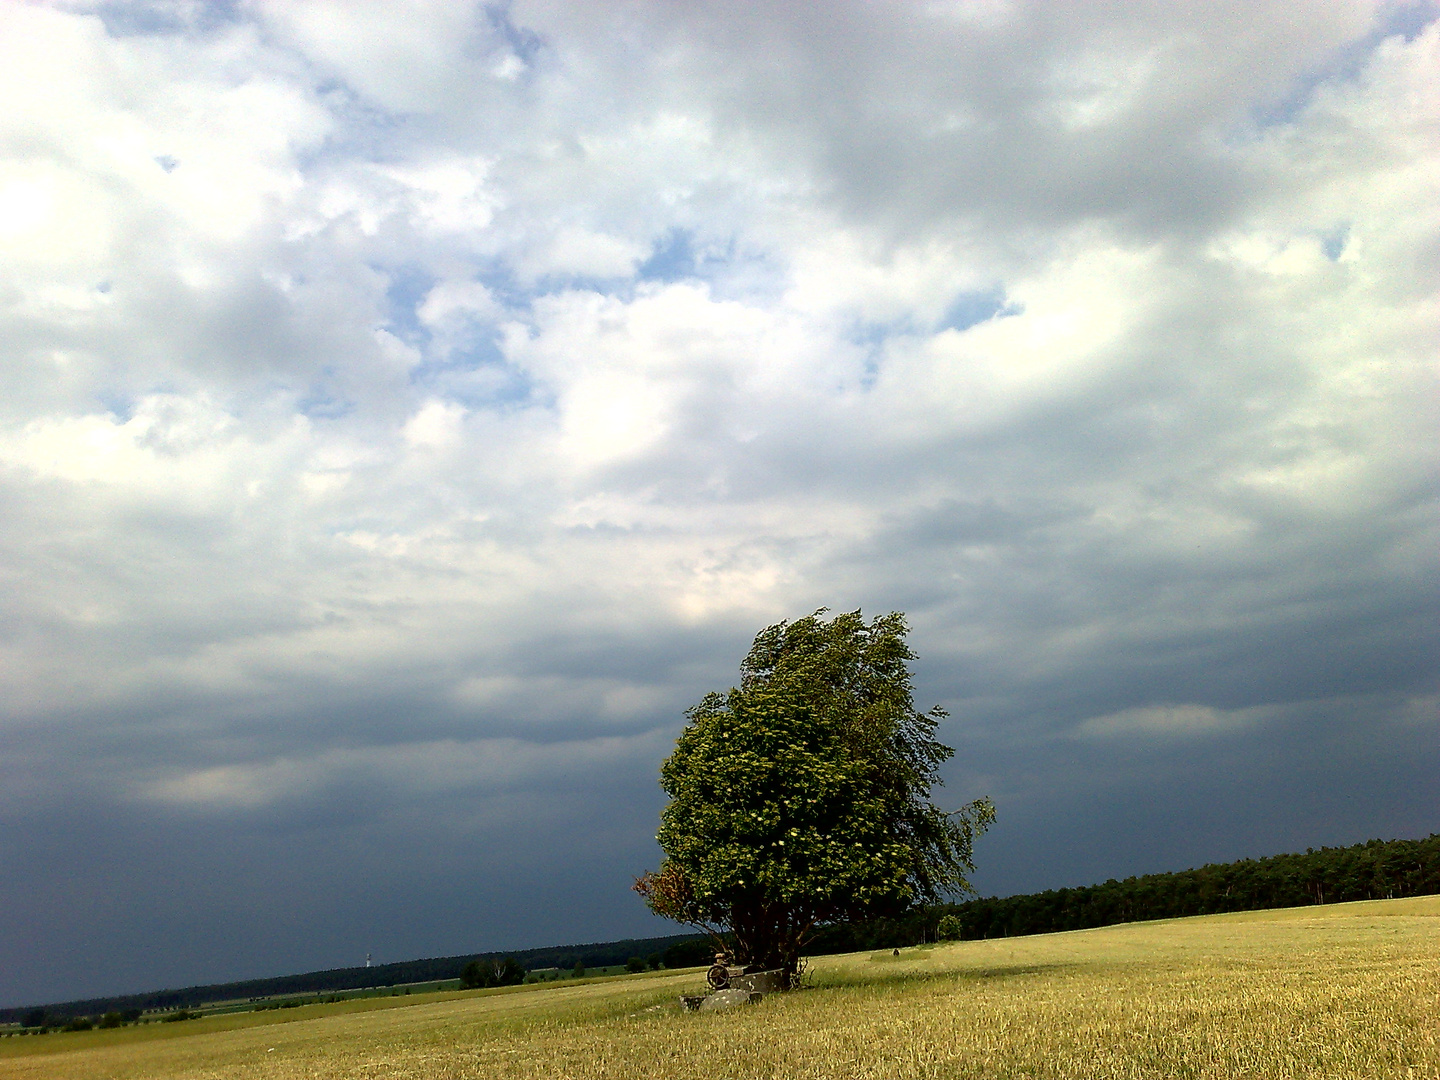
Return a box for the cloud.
[252,0,499,114]
[1074,703,1265,739]
[0,0,1435,1006]
[402,399,466,450]
[137,730,670,811]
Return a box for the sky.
[0,0,1437,1008]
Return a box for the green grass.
[3,896,1437,1079]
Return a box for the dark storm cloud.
[526,0,1380,238]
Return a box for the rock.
[697,989,762,1012]
[728,970,788,993]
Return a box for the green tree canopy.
[635,609,993,980]
[461,956,525,989]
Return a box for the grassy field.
[3,895,1436,1079]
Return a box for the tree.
[461,957,525,989]
[662,940,710,969]
[460,960,487,988]
[635,609,994,983]
[625,955,646,973]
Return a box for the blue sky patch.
[380,264,438,348]
[1252,1,1438,129]
[638,229,697,283]
[485,3,547,67]
[1320,224,1350,261]
[94,0,242,37]
[95,390,135,423]
[939,289,1021,332]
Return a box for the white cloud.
[1075,704,1264,739]
[0,395,248,490]
[513,227,646,282]
[379,159,499,234]
[418,280,501,329]
[136,730,669,810]
[252,0,486,114]
[1,0,1431,737]
[402,400,466,450]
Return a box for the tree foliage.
[660,939,712,969]
[635,609,993,978]
[460,956,525,989]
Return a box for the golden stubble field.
[4,896,1437,1080]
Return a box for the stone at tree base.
[697,989,762,1011]
[728,970,787,993]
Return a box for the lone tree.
[635,609,993,983]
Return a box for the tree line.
[0,932,707,1025]
[807,834,1440,953]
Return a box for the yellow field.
[4,896,1437,1079]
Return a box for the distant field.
[3,896,1436,1079]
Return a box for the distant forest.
[809,834,1440,953]
[0,933,710,1025]
[7,834,1437,1023]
